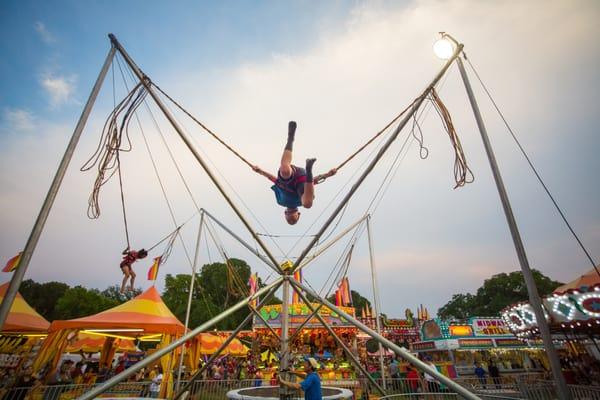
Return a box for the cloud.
[40,75,77,107]
[2,108,36,132]
[34,21,56,44]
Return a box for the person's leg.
[279,121,296,179]
[301,158,316,208]
[129,269,136,291]
[120,267,130,293]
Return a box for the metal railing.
[3,376,599,400]
[1,381,151,400]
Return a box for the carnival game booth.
[253,303,358,381]
[411,317,546,377]
[0,282,50,370]
[32,286,184,398]
[502,268,600,361]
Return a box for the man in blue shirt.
[279,357,322,400]
[252,121,336,225]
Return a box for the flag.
[292,269,302,304]
[147,256,161,281]
[3,252,22,273]
[335,290,342,306]
[248,273,258,307]
[339,277,351,306]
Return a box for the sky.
[1,0,599,320]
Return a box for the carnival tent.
[65,332,137,353]
[196,332,248,356]
[554,268,600,294]
[34,286,184,399]
[48,286,185,334]
[0,282,50,333]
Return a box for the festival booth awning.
[65,332,137,353]
[0,282,50,333]
[411,317,535,352]
[253,303,357,330]
[502,267,600,337]
[196,332,248,356]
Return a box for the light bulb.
[433,38,455,60]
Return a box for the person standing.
[279,357,322,400]
[149,366,163,398]
[488,362,500,388]
[474,363,487,388]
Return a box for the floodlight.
[433,37,455,60]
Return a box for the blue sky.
[1,0,599,318]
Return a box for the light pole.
[434,33,570,400]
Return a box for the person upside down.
[119,247,147,293]
[253,121,336,225]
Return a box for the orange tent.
[48,286,184,335]
[554,268,600,294]
[0,282,50,332]
[35,287,184,399]
[196,332,248,356]
[65,332,137,353]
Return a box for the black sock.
[286,121,296,151]
[305,158,316,182]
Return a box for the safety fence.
[1,377,599,399]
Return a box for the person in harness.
[119,248,147,293]
[253,121,336,225]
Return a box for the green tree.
[437,293,476,319]
[437,269,563,319]
[102,285,142,303]
[162,259,268,330]
[55,286,119,319]
[19,279,69,321]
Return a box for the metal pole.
[201,208,274,269]
[0,46,116,328]
[173,283,282,400]
[286,303,324,345]
[455,54,570,400]
[175,212,205,392]
[289,44,464,274]
[290,277,481,400]
[77,278,283,400]
[280,276,291,400]
[107,34,282,276]
[298,215,368,270]
[290,280,387,396]
[249,305,281,341]
[366,215,387,390]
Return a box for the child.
[120,248,148,293]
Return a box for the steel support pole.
[366,215,386,390]
[175,212,205,392]
[290,277,481,400]
[290,281,387,397]
[250,305,281,341]
[77,278,282,400]
[201,208,274,269]
[286,303,324,345]
[173,283,282,400]
[455,55,570,400]
[0,46,116,328]
[107,34,282,276]
[289,44,464,274]
[280,277,292,400]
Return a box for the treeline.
[437,269,562,320]
[18,258,272,330]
